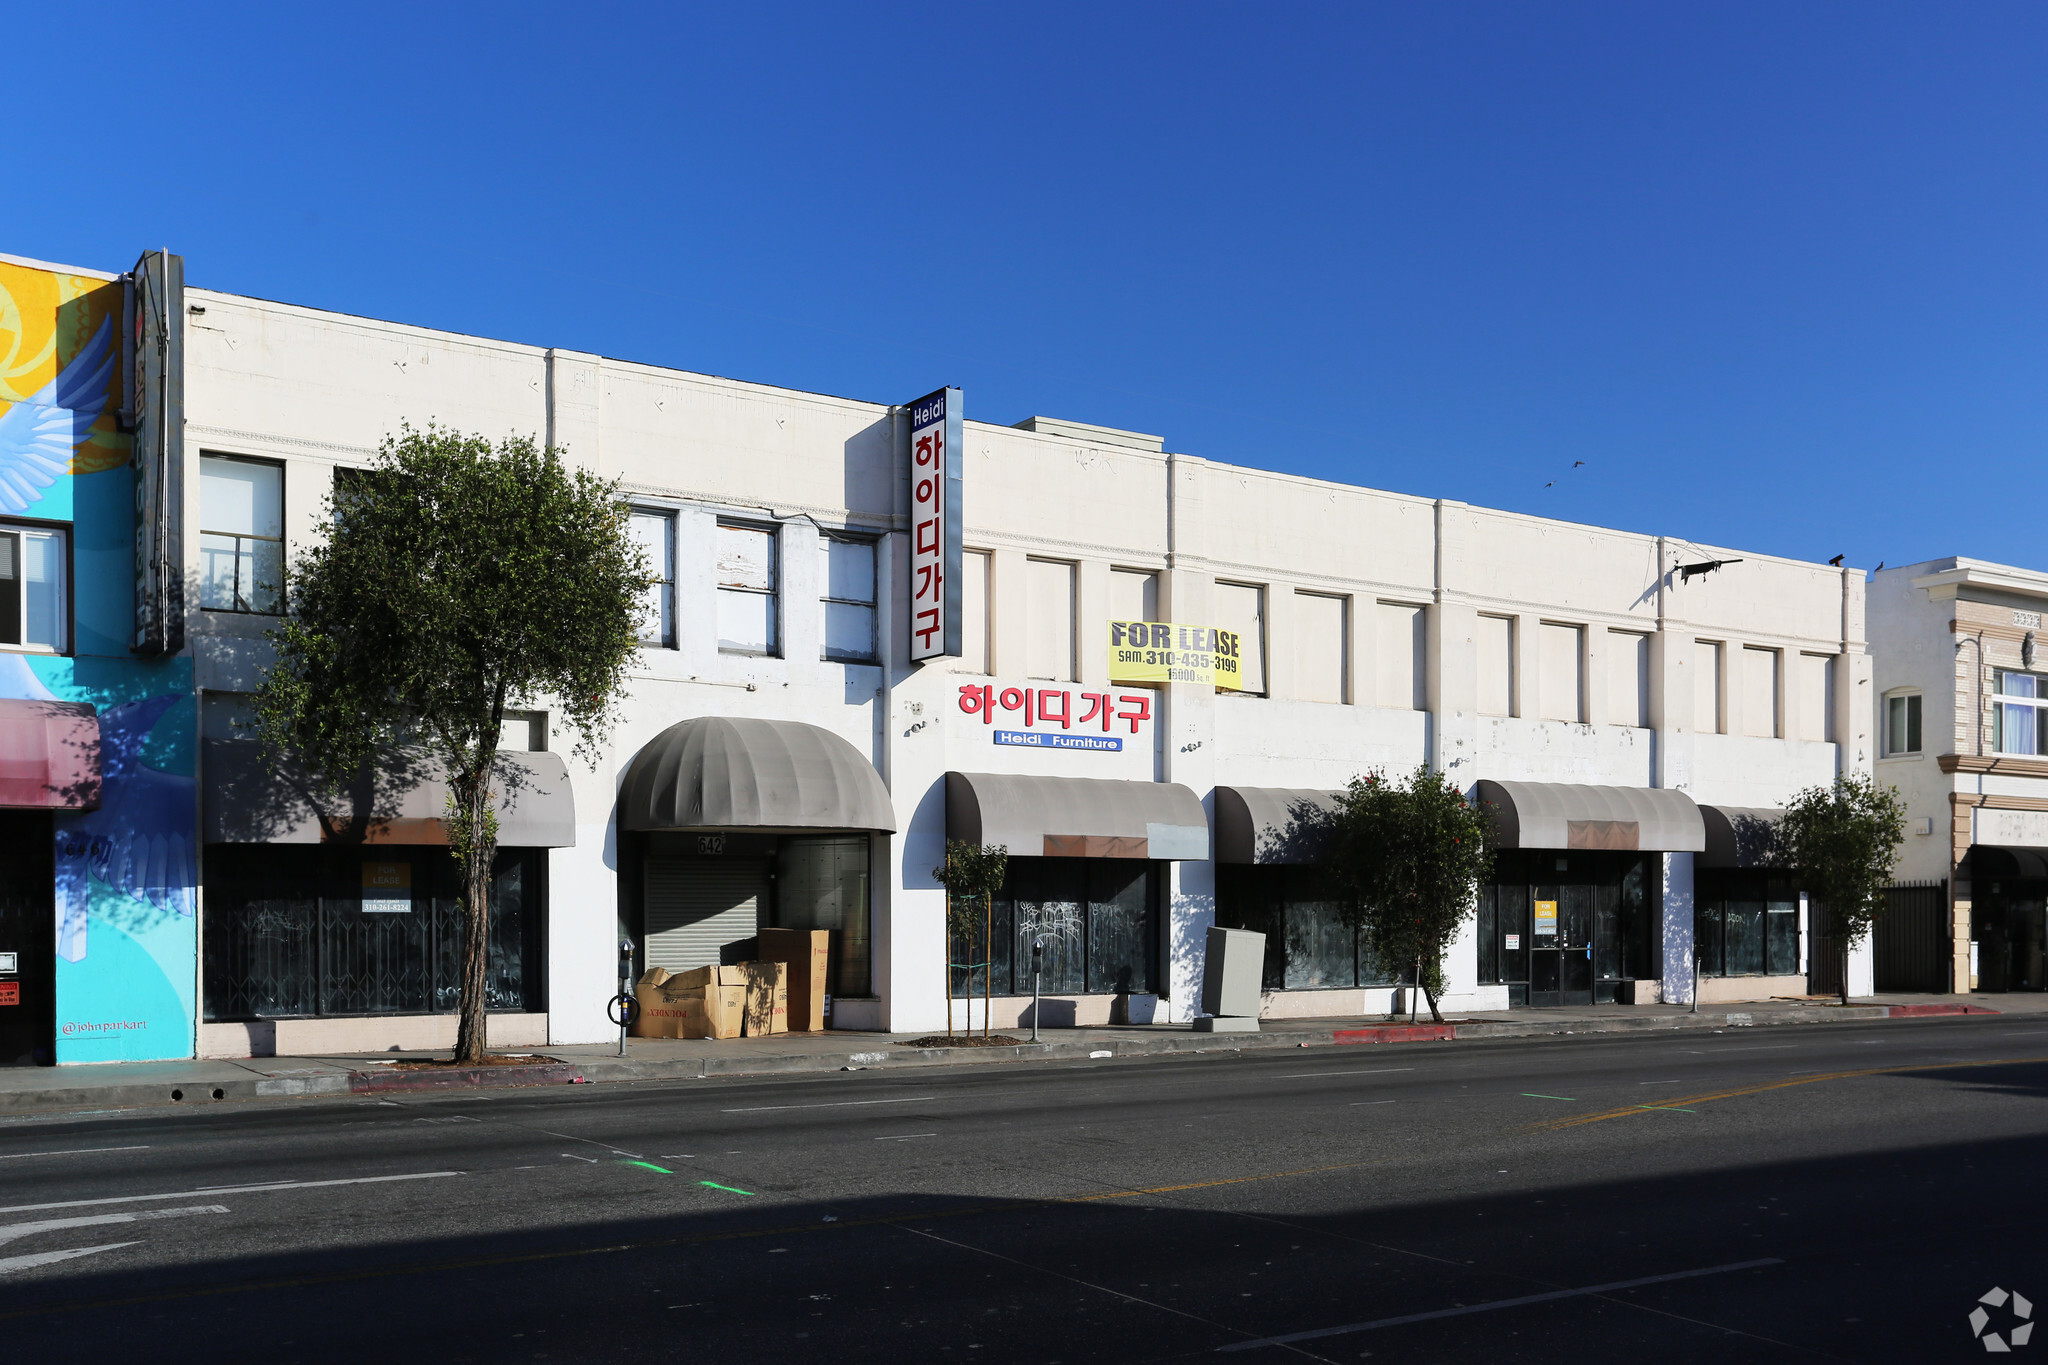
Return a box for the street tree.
[1773,772,1908,1005]
[1328,764,1493,1024]
[253,424,647,1063]
[932,840,1009,1039]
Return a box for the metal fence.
[1875,880,1952,993]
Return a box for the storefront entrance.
[1478,850,1658,1007]
[1974,884,2047,992]
[0,811,54,1065]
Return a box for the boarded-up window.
[1539,623,1584,722]
[1743,646,1780,738]
[958,550,991,674]
[716,522,777,654]
[1025,558,1076,681]
[818,534,877,664]
[1477,615,1513,717]
[1609,631,1650,728]
[1795,653,1837,742]
[1695,640,1724,733]
[1109,568,1159,626]
[1376,602,1426,710]
[1216,582,1267,696]
[1294,592,1347,704]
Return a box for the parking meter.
[608,939,638,1056]
[1030,939,1045,1042]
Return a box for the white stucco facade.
[176,286,1876,1052]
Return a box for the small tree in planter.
[932,841,1008,1039]
[1328,765,1493,1025]
[1774,773,1907,1005]
[254,425,646,1064]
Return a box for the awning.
[1474,779,1703,853]
[945,771,1207,859]
[1698,806,1784,868]
[1214,786,1342,864]
[619,716,895,833]
[0,699,99,810]
[1964,846,2048,881]
[204,740,576,846]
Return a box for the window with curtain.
[819,533,877,664]
[1996,672,2047,756]
[629,509,675,647]
[716,521,778,654]
[199,455,285,614]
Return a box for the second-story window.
[0,523,66,652]
[819,533,877,664]
[717,521,778,655]
[630,509,676,648]
[1886,692,1922,756]
[199,454,284,614]
[1995,673,2045,756]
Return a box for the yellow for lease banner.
[1107,621,1245,690]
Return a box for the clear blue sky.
[9,3,2043,571]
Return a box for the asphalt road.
[1,1016,2044,1364]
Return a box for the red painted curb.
[348,1063,585,1093]
[1332,1025,1455,1045]
[1885,1004,1999,1018]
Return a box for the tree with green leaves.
[254,424,648,1064]
[1773,772,1907,1005]
[932,840,1009,1039]
[1328,764,1494,1025]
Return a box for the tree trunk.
[451,764,496,1065]
[1839,934,1850,1008]
[946,903,955,1039]
[1421,939,1444,1024]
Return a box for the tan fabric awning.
[0,698,99,810]
[1214,786,1342,864]
[204,740,576,846]
[945,771,1208,859]
[1475,779,1703,853]
[619,716,895,833]
[1698,806,1784,868]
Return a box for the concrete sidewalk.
[1,992,2036,1115]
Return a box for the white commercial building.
[174,278,1874,1057]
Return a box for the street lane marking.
[0,1171,460,1216]
[874,1133,938,1141]
[1522,1094,1576,1101]
[699,1181,755,1196]
[1215,1258,1783,1351]
[1638,1081,1682,1085]
[1529,1054,2048,1132]
[623,1161,672,1174]
[0,1205,228,1245]
[1349,1100,1399,1106]
[0,1146,150,1161]
[1635,1105,1696,1114]
[1274,1067,1414,1078]
[721,1097,934,1113]
[0,1243,141,1274]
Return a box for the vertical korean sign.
[907,386,963,661]
[130,250,185,657]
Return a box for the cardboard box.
[757,929,830,1032]
[632,965,745,1040]
[739,961,788,1036]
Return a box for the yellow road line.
[1526,1053,2048,1133]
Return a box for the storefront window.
[1215,865,1401,989]
[1479,851,1657,1005]
[202,846,544,1020]
[954,858,1159,998]
[775,835,872,997]
[1694,870,1799,977]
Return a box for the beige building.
[156,273,1878,1056]
[1870,558,2048,995]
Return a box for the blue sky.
[9,3,2044,570]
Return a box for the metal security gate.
[644,858,769,974]
[1875,881,1951,993]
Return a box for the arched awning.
[1475,779,1704,853]
[945,772,1207,859]
[1698,805,1785,868]
[1214,786,1342,864]
[619,717,895,833]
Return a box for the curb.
[0,1000,2012,1113]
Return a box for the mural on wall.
[0,258,197,1063]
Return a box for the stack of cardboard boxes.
[631,929,830,1040]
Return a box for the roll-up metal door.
[645,858,769,973]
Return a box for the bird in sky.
[0,315,115,514]
[1874,561,1885,572]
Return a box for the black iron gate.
[1875,881,1951,993]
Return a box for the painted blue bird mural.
[0,314,115,513]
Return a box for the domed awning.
[619,716,895,833]
[1475,779,1704,853]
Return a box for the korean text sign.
[908,387,963,661]
[1106,621,1245,690]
